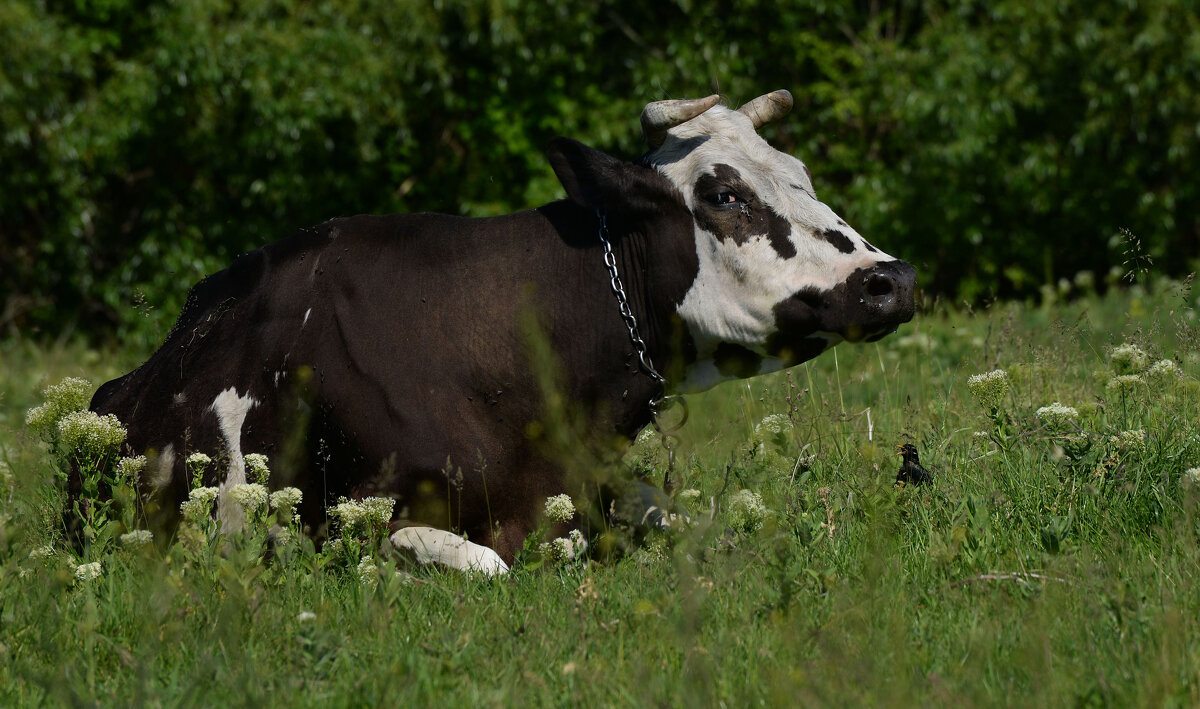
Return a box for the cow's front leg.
[390,525,509,576]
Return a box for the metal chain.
[597,210,666,387]
[596,210,688,488]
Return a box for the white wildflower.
[29,544,55,560]
[322,538,345,558]
[1106,374,1145,393]
[269,487,303,514]
[57,411,127,458]
[678,488,702,504]
[116,455,147,484]
[1182,468,1200,489]
[544,494,576,523]
[329,496,394,539]
[1110,429,1147,452]
[540,529,587,563]
[1035,402,1079,431]
[296,610,316,623]
[25,377,92,437]
[966,369,1010,411]
[726,489,769,534]
[180,486,219,522]
[228,483,268,513]
[186,453,212,482]
[244,453,270,484]
[754,414,793,438]
[74,561,103,582]
[1109,343,1150,375]
[357,555,378,585]
[1147,359,1183,380]
[120,529,153,547]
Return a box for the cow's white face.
[644,103,915,391]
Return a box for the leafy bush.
[2,0,1198,340]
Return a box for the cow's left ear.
[547,138,682,216]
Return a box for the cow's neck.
[583,209,694,437]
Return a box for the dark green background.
[3,0,1197,340]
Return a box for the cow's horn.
[640,94,721,148]
[738,90,793,129]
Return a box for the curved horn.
[640,94,721,148]
[737,89,793,129]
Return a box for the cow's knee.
[389,526,509,576]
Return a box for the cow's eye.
[709,191,743,206]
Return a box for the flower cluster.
[329,496,395,539]
[228,483,268,513]
[678,488,702,504]
[270,487,303,515]
[1106,374,1145,393]
[544,494,576,523]
[1109,429,1147,453]
[1035,402,1079,431]
[356,555,378,585]
[244,453,270,484]
[74,561,103,582]
[120,529,153,548]
[754,414,793,438]
[181,486,219,522]
[57,411,127,459]
[1146,359,1182,380]
[1182,468,1200,489]
[539,529,587,562]
[25,377,92,438]
[726,489,769,534]
[116,455,147,484]
[967,369,1009,411]
[1109,343,1149,375]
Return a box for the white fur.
[150,443,175,491]
[209,387,258,533]
[649,106,898,387]
[390,526,509,576]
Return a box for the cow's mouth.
[768,260,917,357]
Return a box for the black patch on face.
[768,261,917,354]
[819,228,856,254]
[713,342,763,378]
[692,164,796,259]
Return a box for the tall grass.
[2,278,1200,705]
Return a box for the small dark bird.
[895,443,932,487]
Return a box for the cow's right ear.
[547,138,682,216]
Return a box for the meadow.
[2,275,1199,706]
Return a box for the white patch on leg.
[390,526,509,576]
[209,387,258,533]
[302,308,312,328]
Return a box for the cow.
[74,90,916,575]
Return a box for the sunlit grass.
[2,278,1200,704]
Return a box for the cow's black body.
[90,190,695,560]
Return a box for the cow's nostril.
[865,273,895,299]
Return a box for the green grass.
[3,278,1200,706]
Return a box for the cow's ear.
[547,137,681,215]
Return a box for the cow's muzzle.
[850,260,917,342]
[767,260,917,359]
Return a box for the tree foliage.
[2,0,1197,340]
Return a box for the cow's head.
[549,90,916,392]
